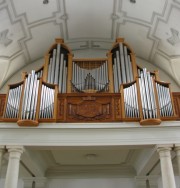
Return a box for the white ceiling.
[1,145,178,179]
[0,0,180,89]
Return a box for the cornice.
[0,122,180,147]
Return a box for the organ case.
[1,38,177,125]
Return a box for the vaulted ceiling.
[0,0,180,89]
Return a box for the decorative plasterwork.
[167,28,180,45]
[0,0,180,90]
[0,29,12,46]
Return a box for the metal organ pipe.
[71,61,109,92]
[127,55,133,82]
[50,49,57,84]
[21,70,39,120]
[119,43,126,83]
[113,59,118,93]
[112,42,134,93]
[4,85,22,119]
[124,46,130,83]
[47,44,68,93]
[54,44,61,84]
[116,51,122,88]
[156,83,173,117]
[58,53,64,92]
[138,68,158,119]
[123,82,139,118]
[39,84,55,119]
[47,58,53,82]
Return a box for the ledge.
[0,121,180,129]
[0,121,179,147]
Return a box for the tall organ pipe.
[21,71,39,120]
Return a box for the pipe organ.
[138,68,159,123]
[71,60,109,93]
[121,81,139,119]
[4,82,23,119]
[112,41,134,93]
[46,42,69,93]
[21,70,39,121]
[156,81,174,117]
[2,38,177,126]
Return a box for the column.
[157,145,176,188]
[0,146,5,173]
[174,144,180,177]
[4,146,24,188]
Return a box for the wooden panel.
[114,96,122,121]
[172,92,180,120]
[57,93,121,122]
[57,96,66,122]
[107,52,114,93]
[0,94,6,120]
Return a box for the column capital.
[174,144,180,151]
[0,145,5,149]
[156,144,173,156]
[156,144,173,150]
[0,145,5,153]
[6,146,24,160]
[6,146,24,154]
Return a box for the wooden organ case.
[1,38,178,126]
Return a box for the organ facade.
[0,38,179,126]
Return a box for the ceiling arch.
[0,0,180,90]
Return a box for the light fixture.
[43,0,49,4]
[130,0,136,3]
[85,154,97,160]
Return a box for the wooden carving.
[67,95,112,121]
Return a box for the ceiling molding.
[46,164,136,178]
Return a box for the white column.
[0,146,5,173]
[174,144,180,177]
[4,146,24,188]
[157,145,176,188]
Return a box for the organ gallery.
[1,38,178,126]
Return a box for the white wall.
[0,175,180,188]
[46,178,135,188]
[0,58,44,94]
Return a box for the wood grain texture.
[172,92,180,120]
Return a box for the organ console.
[1,38,177,126]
